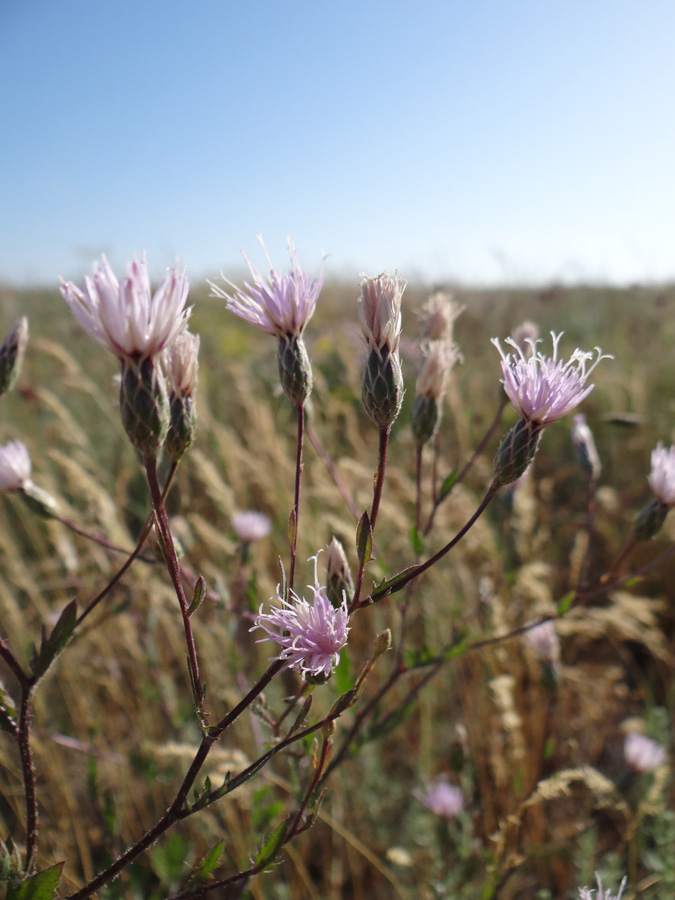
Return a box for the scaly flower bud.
[411,340,460,446]
[163,331,200,460]
[358,272,406,429]
[325,537,354,608]
[494,419,542,488]
[209,237,323,407]
[0,317,28,396]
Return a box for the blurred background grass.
[0,280,674,899]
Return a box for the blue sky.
[2,0,674,286]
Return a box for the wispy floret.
[510,319,539,355]
[647,442,675,507]
[413,778,464,819]
[251,552,350,680]
[578,873,627,900]
[572,413,602,480]
[163,331,200,396]
[358,272,405,356]
[492,332,611,426]
[420,291,463,341]
[0,441,32,492]
[60,254,190,361]
[231,511,272,543]
[624,731,667,773]
[209,237,323,340]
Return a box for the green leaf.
[6,862,63,900]
[373,565,420,599]
[255,819,288,870]
[408,526,424,557]
[333,650,352,696]
[439,467,459,501]
[150,833,190,888]
[188,575,207,615]
[29,600,77,680]
[287,508,296,549]
[556,592,576,615]
[356,511,372,565]
[190,840,224,884]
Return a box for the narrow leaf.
[373,564,420,599]
[6,862,64,900]
[356,511,372,565]
[188,575,207,615]
[30,600,77,680]
[556,592,576,615]
[190,840,224,883]
[288,508,296,548]
[408,526,424,557]
[439,467,459,501]
[255,819,288,869]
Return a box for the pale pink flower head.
[523,620,560,664]
[492,331,611,427]
[358,272,406,356]
[420,291,463,341]
[251,552,350,680]
[624,731,667,773]
[416,340,461,402]
[60,254,190,361]
[209,237,323,339]
[231,511,272,543]
[0,441,32,492]
[163,331,200,396]
[578,873,627,900]
[647,442,675,506]
[413,778,464,819]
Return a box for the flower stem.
[288,404,305,592]
[55,514,155,562]
[18,686,37,872]
[143,454,207,724]
[415,444,423,533]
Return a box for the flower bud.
[358,273,405,429]
[278,335,313,407]
[373,628,392,658]
[362,346,403,429]
[571,414,601,480]
[633,498,668,542]
[326,538,354,609]
[163,332,200,461]
[119,357,170,455]
[494,419,542,488]
[0,317,28,396]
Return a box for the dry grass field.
[0,277,674,899]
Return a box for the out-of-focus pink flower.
[647,442,675,507]
[251,552,350,680]
[0,441,32,492]
[209,237,323,339]
[523,620,560,664]
[578,873,627,900]
[413,778,464,819]
[492,332,611,426]
[624,732,667,773]
[358,272,405,356]
[420,291,463,341]
[60,254,190,361]
[510,320,539,355]
[231,511,272,543]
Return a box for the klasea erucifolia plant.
[2,236,670,900]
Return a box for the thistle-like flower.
[413,778,464,819]
[231,511,272,543]
[325,537,355,609]
[60,254,191,455]
[163,331,200,461]
[0,441,32,493]
[358,272,406,429]
[60,254,190,362]
[572,413,602,480]
[411,340,461,446]
[209,237,323,407]
[578,873,627,900]
[420,291,463,341]
[251,552,350,681]
[0,317,29,396]
[624,732,667,773]
[492,332,611,488]
[634,442,675,540]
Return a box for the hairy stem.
[289,404,305,591]
[18,686,37,872]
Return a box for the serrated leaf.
[439,467,459,501]
[356,511,372,565]
[408,526,424,557]
[30,600,77,680]
[556,592,576,615]
[6,862,63,900]
[255,819,288,870]
[190,840,224,884]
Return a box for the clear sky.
[2,0,674,287]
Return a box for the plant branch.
[289,403,305,591]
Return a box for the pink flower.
[231,511,272,543]
[358,272,405,355]
[0,441,32,492]
[209,237,323,339]
[647,442,675,506]
[251,552,350,679]
[492,332,611,426]
[163,331,200,396]
[523,620,560,664]
[578,873,627,900]
[60,254,190,361]
[413,778,464,819]
[624,732,667,773]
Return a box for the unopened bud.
[494,419,542,488]
[411,394,439,447]
[326,538,354,608]
[166,394,197,461]
[633,498,669,542]
[362,347,403,429]
[373,628,392,658]
[571,414,601,480]
[0,317,28,396]
[278,335,313,407]
[119,357,170,454]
